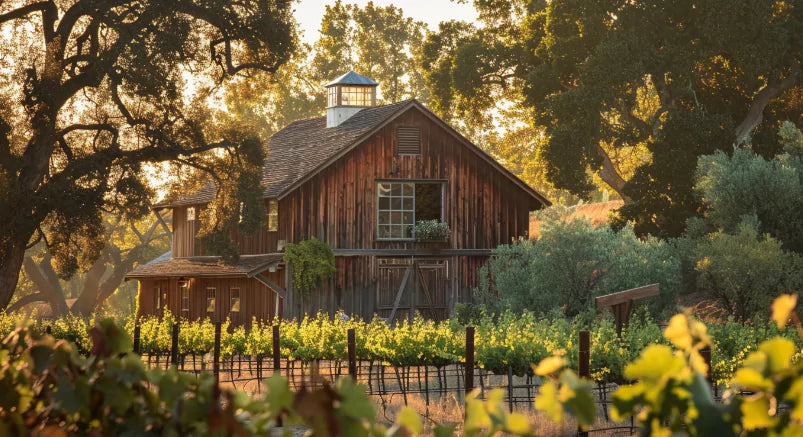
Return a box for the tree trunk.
[595,144,631,202]
[0,244,27,310]
[22,255,70,316]
[71,254,107,316]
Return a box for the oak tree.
[0,0,295,309]
[424,0,802,237]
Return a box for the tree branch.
[734,64,800,146]
[210,37,281,76]
[594,143,630,202]
[0,2,57,40]
[5,292,49,314]
[22,255,69,316]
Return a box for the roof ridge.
[279,99,416,126]
[156,97,547,209]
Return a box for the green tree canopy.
[423,0,803,237]
[0,0,296,309]
[312,0,428,103]
[695,146,803,253]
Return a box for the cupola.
[325,71,378,128]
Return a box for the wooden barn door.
[376,258,450,322]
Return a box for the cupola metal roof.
[325,71,378,87]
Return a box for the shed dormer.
[325,71,378,128]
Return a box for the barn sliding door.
[376,258,450,321]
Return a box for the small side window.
[267,199,278,231]
[179,281,189,317]
[230,288,241,313]
[206,287,216,317]
[187,206,196,221]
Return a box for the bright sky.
[293,0,479,45]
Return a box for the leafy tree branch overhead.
[0,0,296,310]
[427,0,802,237]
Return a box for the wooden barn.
[126,71,549,324]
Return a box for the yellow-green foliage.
[1,308,799,386]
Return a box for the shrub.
[695,146,803,253]
[476,206,681,317]
[414,219,450,241]
[694,220,803,321]
[282,237,336,295]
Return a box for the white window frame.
[187,206,196,221]
[327,86,338,107]
[376,181,445,241]
[340,85,372,106]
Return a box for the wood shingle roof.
[125,253,283,279]
[157,99,549,208]
[157,99,414,208]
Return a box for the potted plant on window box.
[414,220,450,247]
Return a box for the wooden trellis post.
[465,326,475,396]
[578,330,590,437]
[171,323,179,367]
[348,328,357,381]
[133,325,141,355]
[273,324,281,375]
[213,322,221,385]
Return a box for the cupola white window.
[325,71,378,127]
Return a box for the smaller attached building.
[128,253,285,325]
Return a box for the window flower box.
[414,220,450,242]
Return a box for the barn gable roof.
[158,99,549,208]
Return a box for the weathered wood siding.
[136,270,284,325]
[171,107,539,255]
[164,105,544,319]
[280,108,540,249]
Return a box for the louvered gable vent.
[396,126,421,155]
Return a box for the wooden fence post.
[273,324,281,374]
[465,326,475,396]
[578,330,590,437]
[507,365,514,413]
[133,325,141,355]
[701,346,713,393]
[213,322,221,385]
[171,323,179,367]
[348,328,357,381]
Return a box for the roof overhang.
[124,254,283,280]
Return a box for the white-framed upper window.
[230,288,241,313]
[377,182,444,240]
[267,199,278,231]
[377,182,414,239]
[187,206,196,221]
